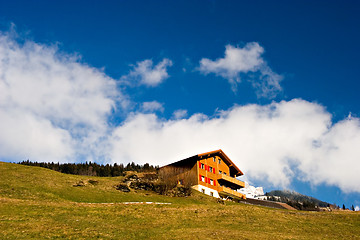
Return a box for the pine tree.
[351,205,355,211]
[342,204,346,210]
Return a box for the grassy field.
[1,162,359,239]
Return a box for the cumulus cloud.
[141,101,164,113]
[198,42,283,98]
[110,99,360,193]
[0,31,122,162]
[1,29,360,196]
[121,58,173,87]
[172,109,188,119]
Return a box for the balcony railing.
[218,186,246,200]
[217,174,245,188]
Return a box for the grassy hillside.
[1,162,359,239]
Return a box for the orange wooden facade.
[159,149,246,200]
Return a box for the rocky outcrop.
[115,172,191,197]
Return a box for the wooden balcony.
[218,186,246,200]
[217,174,245,188]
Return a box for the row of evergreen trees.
[343,204,356,211]
[18,160,158,177]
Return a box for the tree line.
[18,160,158,177]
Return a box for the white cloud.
[0,31,122,162]
[121,58,173,87]
[355,206,360,211]
[141,101,164,113]
[172,109,188,119]
[0,108,74,161]
[110,99,360,193]
[303,117,360,192]
[198,42,283,98]
[1,29,360,196]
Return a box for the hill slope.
[0,161,176,204]
[1,162,360,239]
[267,190,329,206]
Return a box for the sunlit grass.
[1,162,359,239]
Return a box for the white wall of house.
[256,195,268,200]
[192,185,220,198]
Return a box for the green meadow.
[1,162,359,239]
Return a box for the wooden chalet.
[159,149,246,200]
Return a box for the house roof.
[197,149,244,176]
[160,149,244,177]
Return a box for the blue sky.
[0,0,359,209]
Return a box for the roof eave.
[198,149,243,176]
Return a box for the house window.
[201,176,205,182]
[219,170,222,174]
[201,163,204,169]
[210,192,214,196]
[218,159,221,164]
[201,189,205,194]
[213,157,216,162]
[224,172,227,175]
[210,179,214,185]
[209,166,213,172]
[178,179,183,185]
